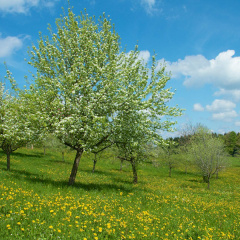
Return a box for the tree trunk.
[62,151,65,162]
[203,175,210,189]
[203,175,209,183]
[131,159,138,184]
[92,154,97,173]
[207,180,210,190]
[44,146,46,155]
[68,149,83,186]
[120,159,124,171]
[7,152,10,171]
[169,166,172,177]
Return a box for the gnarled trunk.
[68,148,84,185]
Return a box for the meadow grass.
[0,148,239,239]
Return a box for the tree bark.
[131,159,138,184]
[7,152,10,171]
[203,175,210,189]
[68,148,83,185]
[92,154,97,173]
[169,166,172,177]
[120,159,124,171]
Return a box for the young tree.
[188,125,227,189]
[178,123,196,173]
[160,139,179,177]
[42,134,71,161]
[113,53,182,183]
[0,80,36,171]
[91,139,113,173]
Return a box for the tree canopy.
[3,7,182,185]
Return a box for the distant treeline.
[171,131,240,157]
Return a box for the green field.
[0,148,239,239]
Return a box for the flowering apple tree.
[113,53,182,183]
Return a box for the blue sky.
[1,0,240,136]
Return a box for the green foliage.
[27,6,182,185]
[188,125,228,189]
[224,131,240,156]
[0,81,36,170]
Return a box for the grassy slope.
[0,148,239,239]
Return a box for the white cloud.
[138,50,151,63]
[212,111,237,122]
[140,0,159,15]
[205,99,237,122]
[193,103,204,112]
[0,0,39,13]
[0,0,57,14]
[0,36,23,58]
[214,88,240,102]
[206,99,236,113]
[235,121,240,127]
[163,50,240,90]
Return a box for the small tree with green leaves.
[160,139,179,177]
[188,125,227,189]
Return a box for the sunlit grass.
[0,148,239,239]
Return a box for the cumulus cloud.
[212,111,237,122]
[163,50,240,90]
[205,99,237,122]
[206,99,236,112]
[214,88,240,102]
[193,103,204,112]
[0,35,23,58]
[0,0,57,14]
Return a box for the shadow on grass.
[49,160,72,165]
[12,152,43,159]
[0,161,6,168]
[173,169,198,177]
[82,169,118,177]
[3,168,134,193]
